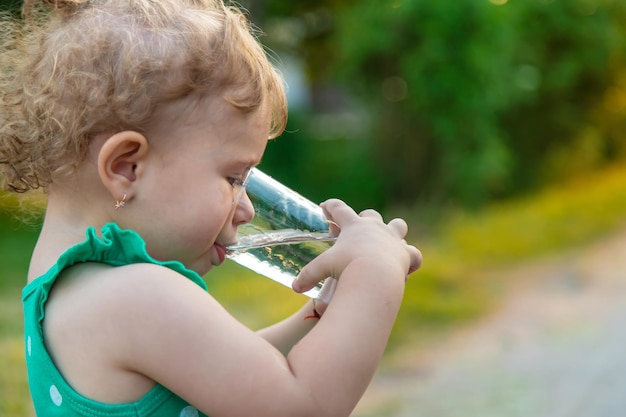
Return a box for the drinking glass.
[226,168,337,299]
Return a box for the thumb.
[292,250,337,293]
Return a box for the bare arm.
[256,299,319,356]
[257,278,336,356]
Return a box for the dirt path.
[353,227,626,417]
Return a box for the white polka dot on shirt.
[50,385,63,406]
[180,405,199,417]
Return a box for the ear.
[97,131,149,202]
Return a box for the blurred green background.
[2,0,626,415]
[250,0,626,210]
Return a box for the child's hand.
[293,199,422,294]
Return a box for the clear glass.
[226,168,337,298]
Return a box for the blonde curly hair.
[0,0,288,193]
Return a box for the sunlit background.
[2,0,626,415]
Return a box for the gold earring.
[115,193,127,209]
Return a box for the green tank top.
[22,223,210,417]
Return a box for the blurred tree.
[501,0,626,189]
[332,0,518,207]
[331,0,626,207]
[254,0,626,209]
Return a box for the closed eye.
[228,176,245,188]
[228,167,253,188]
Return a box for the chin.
[196,263,213,277]
[184,258,212,277]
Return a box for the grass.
[0,203,40,417]
[386,164,626,347]
[1,163,626,415]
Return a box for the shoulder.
[44,262,214,353]
[46,260,252,365]
[48,262,205,309]
[47,262,213,334]
[44,261,222,371]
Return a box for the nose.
[233,190,255,226]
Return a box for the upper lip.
[216,240,237,255]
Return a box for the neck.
[27,192,110,282]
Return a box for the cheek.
[184,189,234,237]
[199,184,234,218]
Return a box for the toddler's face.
[135,97,272,275]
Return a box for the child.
[0,0,422,416]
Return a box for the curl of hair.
[36,0,89,17]
[0,0,287,193]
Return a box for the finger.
[320,199,359,226]
[359,208,383,221]
[292,250,336,293]
[387,218,408,238]
[314,277,337,314]
[327,220,341,237]
[407,245,423,276]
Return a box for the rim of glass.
[232,167,255,205]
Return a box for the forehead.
[155,93,269,131]
[150,94,271,162]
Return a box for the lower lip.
[214,244,226,265]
